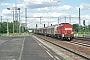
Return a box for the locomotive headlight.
[71,32,73,34]
[62,34,64,37]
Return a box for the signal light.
[44,24,45,27]
[83,20,85,25]
[36,24,37,27]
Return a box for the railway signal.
[83,20,85,26]
[44,24,45,27]
[36,24,37,29]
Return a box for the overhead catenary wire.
[41,0,61,17]
[26,0,61,25]
[38,0,61,26]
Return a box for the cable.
[41,0,61,17]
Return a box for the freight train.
[35,23,74,41]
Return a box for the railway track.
[66,40,90,48]
[75,37,90,41]
[33,34,90,60]
[69,38,90,48]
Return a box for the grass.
[0,32,29,36]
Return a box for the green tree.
[72,24,79,33]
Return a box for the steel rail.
[34,35,90,60]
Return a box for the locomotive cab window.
[61,24,64,26]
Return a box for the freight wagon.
[35,23,74,41]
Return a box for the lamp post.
[7,8,14,35]
[0,16,2,34]
[12,9,14,35]
[17,8,20,34]
[7,7,20,35]
[7,19,9,36]
[25,8,27,33]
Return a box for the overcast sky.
[0,0,90,28]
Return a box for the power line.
[41,0,61,17]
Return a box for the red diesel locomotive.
[35,23,74,41]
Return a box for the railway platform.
[0,36,65,60]
[21,36,64,60]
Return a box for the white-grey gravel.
[33,35,87,60]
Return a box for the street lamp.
[0,16,2,34]
[7,7,20,35]
[17,8,21,34]
[7,19,9,36]
[7,8,14,35]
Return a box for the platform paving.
[21,36,53,60]
[0,36,65,60]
